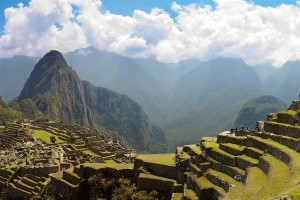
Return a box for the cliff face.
[18,50,168,153]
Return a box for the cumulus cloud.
[1,0,300,66]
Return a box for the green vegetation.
[88,174,159,200]
[104,159,116,164]
[234,95,286,129]
[82,150,99,157]
[82,163,134,170]
[137,154,176,167]
[32,130,64,144]
[16,50,168,153]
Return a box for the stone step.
[25,174,42,183]
[188,161,202,177]
[244,147,264,159]
[13,179,34,192]
[240,167,267,199]
[183,184,198,200]
[194,176,226,200]
[209,148,236,167]
[21,177,38,188]
[247,136,292,167]
[7,183,31,199]
[236,155,258,170]
[62,171,81,185]
[205,169,243,193]
[255,154,290,199]
[207,157,245,183]
[219,143,244,156]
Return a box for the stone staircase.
[6,173,48,199]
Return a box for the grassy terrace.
[255,154,290,199]
[279,110,297,115]
[237,154,258,165]
[104,159,116,164]
[139,173,176,182]
[239,167,267,199]
[186,144,202,155]
[222,143,244,152]
[137,154,176,167]
[32,130,65,144]
[249,136,300,198]
[82,150,99,157]
[196,176,226,197]
[202,140,219,149]
[82,163,134,170]
[206,169,244,199]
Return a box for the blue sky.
[0,0,298,33]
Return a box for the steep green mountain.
[234,95,286,129]
[264,61,300,104]
[0,56,37,101]
[64,47,171,124]
[18,50,168,153]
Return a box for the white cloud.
[1,0,300,66]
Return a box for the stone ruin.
[0,121,136,199]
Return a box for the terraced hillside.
[2,101,300,199]
[124,100,300,199]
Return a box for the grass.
[222,143,245,152]
[172,193,183,200]
[139,173,175,182]
[82,150,98,157]
[202,140,219,149]
[31,130,65,144]
[206,169,244,199]
[249,136,300,198]
[137,154,176,167]
[82,163,134,170]
[254,154,290,199]
[186,144,202,155]
[104,159,116,164]
[239,167,267,199]
[196,176,226,197]
[279,110,297,115]
[237,154,259,165]
[0,125,5,129]
[184,185,198,200]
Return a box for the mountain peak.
[36,50,67,70]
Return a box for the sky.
[0,0,300,66]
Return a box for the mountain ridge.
[17,50,168,153]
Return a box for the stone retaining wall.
[217,135,246,146]
[137,174,174,200]
[209,150,236,167]
[236,157,256,170]
[219,144,243,156]
[264,122,300,139]
[258,156,270,176]
[134,159,180,183]
[206,173,230,192]
[246,137,291,167]
[258,132,300,152]
[276,113,296,125]
[244,147,263,159]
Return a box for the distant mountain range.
[1,47,299,147]
[15,50,168,153]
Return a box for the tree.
[50,136,56,144]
